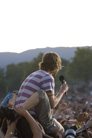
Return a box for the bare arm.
[14,106,43,138]
[20,82,68,111]
[54,103,69,119]
[0,129,4,138]
[47,82,69,108]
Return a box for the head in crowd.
[39,52,62,76]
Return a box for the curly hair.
[39,52,62,71]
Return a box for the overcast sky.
[0,0,92,53]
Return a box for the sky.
[0,0,92,53]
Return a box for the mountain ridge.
[0,46,89,68]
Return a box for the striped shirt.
[15,70,55,108]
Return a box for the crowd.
[0,52,92,138]
[55,89,92,138]
[0,86,92,138]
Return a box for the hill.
[0,47,77,68]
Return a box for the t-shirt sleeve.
[41,75,55,92]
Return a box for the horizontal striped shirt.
[15,70,55,108]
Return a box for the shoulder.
[41,73,54,83]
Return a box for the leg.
[19,90,53,129]
[21,90,64,137]
[34,90,65,137]
[22,92,40,110]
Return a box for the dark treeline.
[0,47,92,99]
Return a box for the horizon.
[0,46,92,68]
[0,46,91,54]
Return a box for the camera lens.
[65,129,76,138]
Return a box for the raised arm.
[47,82,69,108]
[14,106,43,138]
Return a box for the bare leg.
[15,90,64,137]
[22,92,40,110]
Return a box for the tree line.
[0,47,92,98]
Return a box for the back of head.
[39,52,62,71]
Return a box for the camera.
[65,129,76,138]
[65,125,88,138]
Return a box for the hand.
[59,82,69,94]
[14,106,28,117]
[6,103,12,108]
[77,112,89,122]
[58,103,69,112]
